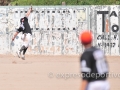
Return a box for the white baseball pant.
[21,33,32,47]
[87,80,110,90]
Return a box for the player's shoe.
[21,55,25,60]
[16,51,21,58]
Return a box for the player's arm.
[80,80,88,90]
[80,53,91,90]
[25,6,32,17]
[12,27,23,41]
[12,32,19,41]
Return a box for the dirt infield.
[0,55,119,90]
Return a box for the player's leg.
[23,47,28,55]
[21,47,28,60]
[16,34,26,58]
[17,45,26,58]
[21,33,32,60]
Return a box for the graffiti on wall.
[0,6,120,55]
[0,6,88,55]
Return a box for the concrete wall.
[0,6,120,55]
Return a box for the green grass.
[10,0,120,5]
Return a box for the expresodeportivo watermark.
[48,72,120,80]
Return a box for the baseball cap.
[79,30,93,45]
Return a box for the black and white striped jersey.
[80,46,109,82]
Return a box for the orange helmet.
[79,30,93,45]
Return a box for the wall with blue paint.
[0,6,120,55]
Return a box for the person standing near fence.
[79,30,110,90]
[12,6,32,60]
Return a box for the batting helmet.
[79,30,93,45]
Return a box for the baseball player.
[79,30,110,90]
[12,7,32,60]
